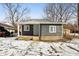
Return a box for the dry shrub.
[63,34,73,40]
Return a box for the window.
[24,25,30,31]
[49,26,56,33]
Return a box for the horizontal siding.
[33,24,39,36]
[22,24,63,36]
[22,25,33,35]
[41,24,62,36]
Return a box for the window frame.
[24,25,30,31]
[49,25,56,33]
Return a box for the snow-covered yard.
[0,37,79,56]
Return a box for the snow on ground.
[0,37,79,56]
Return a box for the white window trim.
[49,25,56,33]
[24,25,30,31]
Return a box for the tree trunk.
[77,3,79,37]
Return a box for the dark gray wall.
[22,24,40,36]
[41,24,62,36]
[33,24,39,36]
[22,25,33,35]
[22,24,63,36]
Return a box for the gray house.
[18,19,64,41]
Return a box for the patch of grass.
[16,36,33,41]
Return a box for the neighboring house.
[63,24,79,36]
[63,24,72,34]
[0,22,14,32]
[18,19,65,41]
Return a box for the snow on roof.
[19,19,65,24]
[0,22,14,29]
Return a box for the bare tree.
[3,3,29,32]
[44,3,77,38]
[71,3,79,36]
[44,3,77,23]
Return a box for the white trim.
[17,23,20,37]
[19,21,65,25]
[49,25,56,33]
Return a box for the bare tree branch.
[3,3,29,32]
[44,3,77,23]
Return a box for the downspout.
[62,20,64,39]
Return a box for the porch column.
[17,22,20,37]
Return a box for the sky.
[26,3,46,19]
[0,3,77,24]
[0,3,46,22]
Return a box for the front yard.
[0,37,79,56]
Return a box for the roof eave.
[19,22,66,25]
